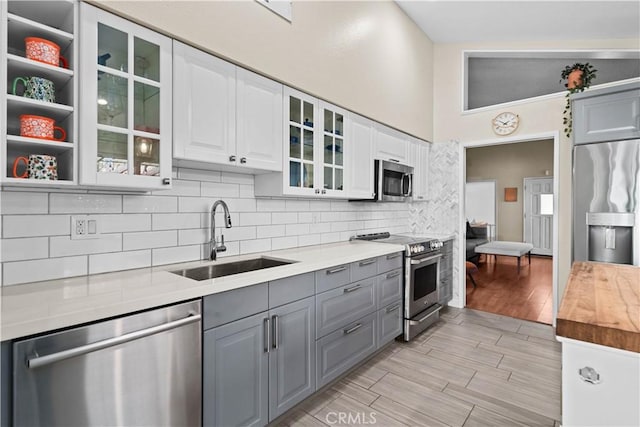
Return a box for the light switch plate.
[71,216,101,240]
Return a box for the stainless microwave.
[374,159,413,202]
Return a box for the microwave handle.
[403,174,412,197]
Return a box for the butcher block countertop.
[557,261,640,353]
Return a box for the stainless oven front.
[404,251,442,341]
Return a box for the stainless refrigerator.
[573,139,640,266]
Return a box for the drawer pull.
[578,366,601,385]
[326,266,347,275]
[386,253,402,260]
[343,284,362,293]
[343,323,362,335]
[385,304,400,314]
[386,271,401,279]
[359,259,376,267]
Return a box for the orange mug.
[25,37,68,68]
[20,114,66,141]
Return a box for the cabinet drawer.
[316,312,377,388]
[377,302,402,347]
[316,278,376,338]
[377,269,403,308]
[350,257,378,282]
[315,263,351,293]
[269,272,314,308]
[203,283,268,330]
[378,252,403,274]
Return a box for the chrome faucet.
[209,200,232,261]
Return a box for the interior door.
[524,177,554,256]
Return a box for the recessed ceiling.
[396,1,640,44]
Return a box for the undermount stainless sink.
[171,257,295,281]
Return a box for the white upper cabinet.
[236,68,283,171]
[173,41,282,172]
[410,138,430,201]
[173,40,236,166]
[346,114,374,199]
[374,123,409,164]
[319,100,347,197]
[79,4,173,189]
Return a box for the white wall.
[432,38,640,300]
[91,0,435,141]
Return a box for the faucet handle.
[218,235,227,253]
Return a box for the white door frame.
[456,131,560,326]
[523,176,554,255]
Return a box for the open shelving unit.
[1,0,78,186]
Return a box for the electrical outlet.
[71,216,100,240]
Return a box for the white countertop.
[1,241,404,341]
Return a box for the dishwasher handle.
[26,313,201,369]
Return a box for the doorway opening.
[460,134,558,325]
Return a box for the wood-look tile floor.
[275,307,561,427]
[466,256,553,324]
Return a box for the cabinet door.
[377,302,402,347]
[374,123,408,163]
[346,114,374,199]
[284,87,318,196]
[79,4,172,189]
[173,40,236,165]
[203,312,269,427]
[268,297,316,421]
[319,101,347,197]
[413,139,430,201]
[237,68,283,172]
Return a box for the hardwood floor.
[274,307,561,427]
[465,255,553,324]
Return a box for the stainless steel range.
[352,232,444,341]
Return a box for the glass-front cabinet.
[283,87,347,197]
[79,4,172,189]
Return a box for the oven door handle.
[410,253,442,265]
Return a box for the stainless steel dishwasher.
[13,300,201,427]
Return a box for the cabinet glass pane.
[303,130,314,161]
[134,37,160,82]
[134,82,160,134]
[97,72,128,128]
[97,130,128,174]
[134,137,160,176]
[336,113,344,136]
[289,161,301,187]
[324,110,333,133]
[303,163,314,188]
[289,97,301,124]
[324,135,333,164]
[324,166,333,190]
[336,168,343,190]
[303,101,313,127]
[289,126,301,158]
[335,138,343,166]
[98,23,127,72]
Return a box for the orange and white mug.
[12,155,58,180]
[20,115,66,141]
[25,37,68,68]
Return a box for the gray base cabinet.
[316,312,377,388]
[204,312,269,427]
[377,301,402,345]
[268,297,315,421]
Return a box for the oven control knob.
[419,245,425,252]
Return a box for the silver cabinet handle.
[240,157,247,164]
[343,284,362,293]
[321,190,326,194]
[386,271,401,279]
[315,189,320,194]
[264,317,270,353]
[343,323,362,335]
[229,155,236,162]
[388,158,400,163]
[386,304,401,314]
[359,259,376,267]
[579,366,601,384]
[386,253,402,260]
[272,315,279,349]
[326,266,347,275]
[27,314,201,369]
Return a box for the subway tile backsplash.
[0,168,413,286]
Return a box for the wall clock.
[492,112,520,136]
